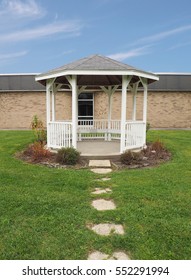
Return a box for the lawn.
[0,130,190,260]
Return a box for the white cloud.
[110,24,191,61]
[133,25,191,45]
[0,0,45,18]
[0,21,83,43]
[108,46,150,61]
[0,50,28,60]
[168,40,191,51]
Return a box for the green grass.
[0,130,190,259]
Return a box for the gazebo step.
[89,160,111,168]
[81,154,121,161]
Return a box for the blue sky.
[1,0,191,73]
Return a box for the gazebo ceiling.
[55,74,141,90]
[36,54,159,89]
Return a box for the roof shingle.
[43,54,138,75]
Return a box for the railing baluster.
[124,121,145,150]
[48,121,72,149]
[48,120,145,150]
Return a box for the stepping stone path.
[88,159,130,260]
[88,223,124,236]
[88,251,130,260]
[92,199,116,211]
[91,188,112,195]
[89,160,112,174]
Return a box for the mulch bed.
[17,142,171,170]
[111,143,171,170]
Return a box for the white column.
[76,86,79,141]
[120,75,131,153]
[46,81,51,124]
[46,80,52,148]
[108,89,112,141]
[140,77,148,147]
[143,81,148,123]
[71,75,77,148]
[66,75,78,148]
[76,86,79,121]
[52,89,56,122]
[143,80,148,147]
[132,83,138,121]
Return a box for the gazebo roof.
[41,54,138,72]
[36,54,158,89]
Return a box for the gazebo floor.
[77,140,120,156]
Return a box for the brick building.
[0,73,190,130]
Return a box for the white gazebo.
[36,54,159,155]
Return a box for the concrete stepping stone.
[92,199,116,210]
[91,168,112,174]
[89,160,111,167]
[88,251,109,260]
[88,223,124,236]
[95,177,111,182]
[88,250,130,260]
[109,251,131,260]
[91,188,112,195]
[101,178,111,181]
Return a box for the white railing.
[110,120,121,132]
[48,121,72,149]
[78,119,121,140]
[125,121,146,150]
[47,120,146,151]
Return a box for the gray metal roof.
[0,74,45,91]
[149,74,191,91]
[0,73,191,92]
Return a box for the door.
[78,93,94,125]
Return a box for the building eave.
[0,73,40,76]
[155,72,191,75]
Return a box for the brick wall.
[0,91,72,129]
[0,92,46,129]
[0,90,190,129]
[94,91,191,128]
[147,92,191,128]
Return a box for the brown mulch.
[17,147,88,169]
[17,142,171,170]
[111,143,171,170]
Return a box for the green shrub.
[56,147,80,165]
[120,150,142,165]
[31,115,47,144]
